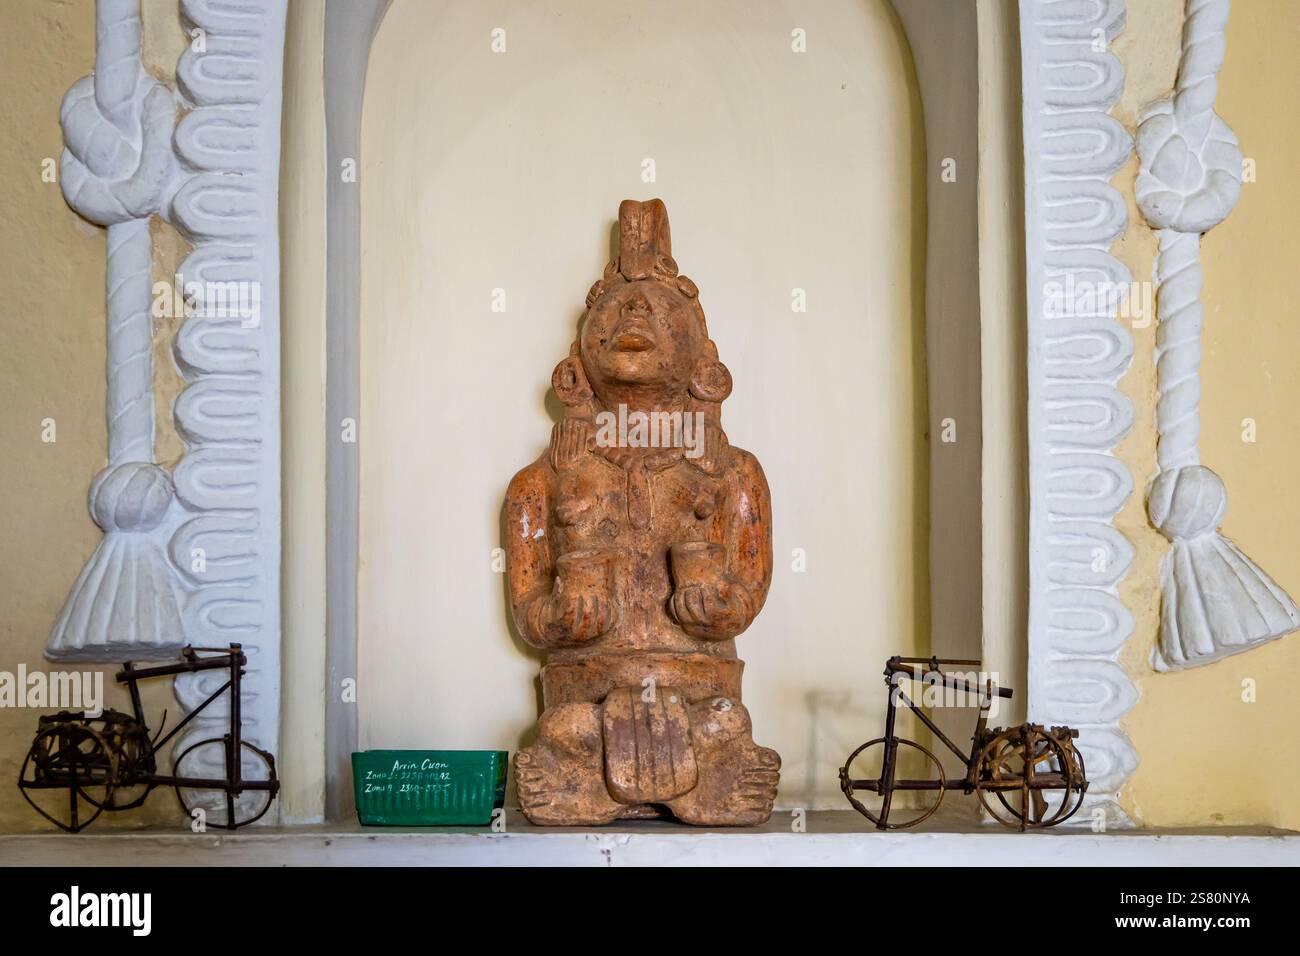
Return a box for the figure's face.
[580,280,703,396]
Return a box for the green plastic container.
[351,750,507,826]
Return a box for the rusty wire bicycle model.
[18,644,278,832]
[839,656,1088,831]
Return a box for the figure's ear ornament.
[552,354,593,407]
[690,358,732,403]
[586,281,606,309]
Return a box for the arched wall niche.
[324,0,986,816]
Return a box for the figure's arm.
[506,459,617,647]
[671,449,773,640]
[727,448,773,620]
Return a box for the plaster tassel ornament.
[47,0,186,660]
[1136,0,1299,670]
[506,200,779,825]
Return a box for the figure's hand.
[526,588,619,646]
[670,577,755,641]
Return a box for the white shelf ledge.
[2,812,1296,866]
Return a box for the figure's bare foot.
[515,703,623,826]
[666,697,781,826]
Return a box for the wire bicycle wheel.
[975,727,1074,830]
[173,736,277,829]
[18,723,117,833]
[840,737,946,829]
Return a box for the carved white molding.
[1021,0,1138,826]
[50,0,184,661]
[1135,0,1300,671]
[49,0,286,777]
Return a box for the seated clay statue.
[506,199,779,826]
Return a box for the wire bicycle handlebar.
[883,655,1014,699]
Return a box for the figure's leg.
[516,702,623,826]
[665,697,780,826]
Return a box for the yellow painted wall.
[1115,0,1300,830]
[0,0,184,832]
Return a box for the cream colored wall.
[356,0,928,810]
[279,0,329,825]
[1114,0,1300,830]
[0,0,178,831]
[977,0,1028,727]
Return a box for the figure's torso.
[548,450,737,661]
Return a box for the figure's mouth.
[609,316,657,352]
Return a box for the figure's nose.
[611,294,658,351]
[620,291,652,317]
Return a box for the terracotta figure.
[505,199,779,826]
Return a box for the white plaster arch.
[323,0,985,814]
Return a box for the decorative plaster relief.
[1134,0,1300,671]
[50,0,183,661]
[1021,0,1138,825]
[48,0,286,777]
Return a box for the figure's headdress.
[615,198,676,280]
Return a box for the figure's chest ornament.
[549,414,725,532]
